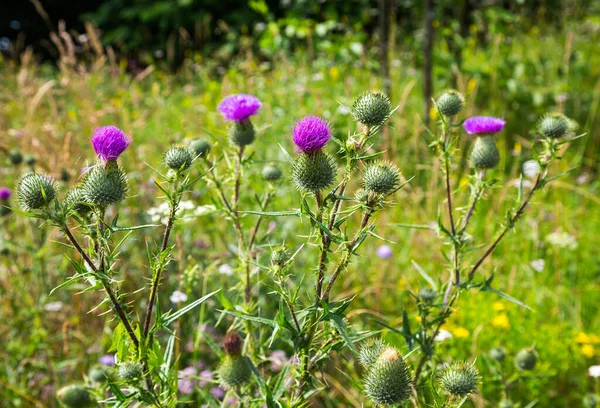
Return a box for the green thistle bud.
[81,163,127,209]
[419,288,438,303]
[539,113,569,139]
[514,348,537,371]
[65,187,92,216]
[271,246,290,266]
[56,384,94,408]
[262,164,282,181]
[470,135,500,169]
[165,146,194,171]
[24,154,36,166]
[584,394,600,408]
[489,347,506,362]
[362,161,401,196]
[189,139,211,158]
[352,91,392,128]
[118,362,143,381]
[229,119,256,146]
[436,90,465,117]
[358,338,386,368]
[89,365,111,383]
[9,150,23,165]
[60,168,71,182]
[438,361,480,398]
[17,173,57,211]
[219,355,253,388]
[499,399,514,408]
[364,347,412,406]
[292,151,337,193]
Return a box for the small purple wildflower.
[99,354,115,366]
[218,94,262,122]
[210,386,225,399]
[178,366,197,395]
[198,369,213,388]
[269,350,288,372]
[91,126,131,161]
[376,244,393,260]
[292,116,332,153]
[463,116,506,135]
[0,187,12,200]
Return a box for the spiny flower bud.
[436,90,465,117]
[165,146,194,171]
[352,91,392,128]
[65,187,92,216]
[118,362,143,381]
[364,347,412,406]
[358,338,386,368]
[17,173,57,211]
[262,164,282,181]
[223,331,244,357]
[292,151,337,192]
[9,149,23,165]
[89,365,111,383]
[189,139,211,158]
[56,384,94,408]
[219,355,253,389]
[362,161,401,196]
[584,394,600,408]
[470,135,500,169]
[489,347,506,362]
[539,112,569,139]
[438,361,480,398]
[61,168,71,182]
[419,288,438,303]
[514,348,537,371]
[81,163,127,209]
[229,119,256,146]
[271,246,290,266]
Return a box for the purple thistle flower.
[292,116,332,153]
[218,94,262,122]
[376,244,393,259]
[0,187,12,200]
[91,126,132,161]
[99,354,115,366]
[463,116,506,135]
[178,366,197,395]
[210,386,225,399]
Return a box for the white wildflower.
[522,160,541,178]
[44,301,64,312]
[589,365,600,377]
[545,231,578,250]
[169,290,188,303]
[530,259,545,272]
[434,330,453,342]
[218,264,234,276]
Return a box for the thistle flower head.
[292,116,332,153]
[364,346,412,406]
[56,384,94,408]
[436,90,465,117]
[514,347,537,371]
[9,149,23,165]
[91,126,131,161]
[223,331,244,357]
[351,91,392,128]
[228,119,256,146]
[65,187,92,216]
[81,163,127,209]
[358,338,387,368]
[463,116,506,135]
[419,288,438,303]
[118,362,143,381]
[291,150,337,192]
[262,164,283,181]
[362,161,401,195]
[438,361,480,398]
[219,355,253,388]
[539,112,570,139]
[271,246,290,266]
[190,139,211,158]
[17,173,57,211]
[470,135,500,169]
[489,347,507,362]
[165,146,194,171]
[0,187,12,200]
[88,365,111,383]
[218,94,262,122]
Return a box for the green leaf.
[248,357,276,407]
[220,310,278,328]
[240,209,302,217]
[328,314,358,357]
[411,260,438,290]
[481,277,532,310]
[162,290,219,327]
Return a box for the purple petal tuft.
[91,126,131,161]
[0,187,12,200]
[292,116,332,153]
[218,94,262,121]
[463,116,506,135]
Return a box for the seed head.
[17,173,57,211]
[165,146,194,171]
[438,361,480,398]
[362,161,401,195]
[436,90,465,117]
[539,112,570,139]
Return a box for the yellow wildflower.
[452,327,470,338]
[576,332,590,344]
[492,313,510,329]
[581,344,595,358]
[329,67,339,81]
[493,302,505,312]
